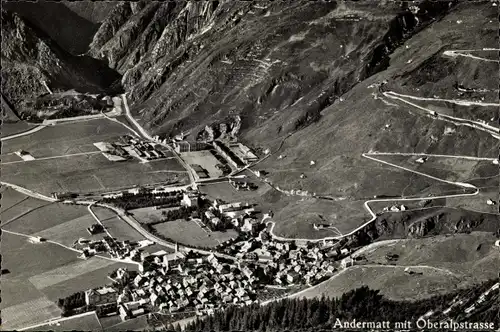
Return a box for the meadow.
[153,219,238,248]
[1,118,188,195]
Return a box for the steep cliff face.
[90,1,402,136]
[2,0,101,55]
[1,10,122,115]
[86,0,465,145]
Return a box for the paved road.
[366,151,497,162]
[443,48,500,63]
[1,181,58,202]
[1,125,47,141]
[264,152,480,243]
[382,91,500,139]
[121,94,198,189]
[1,151,102,165]
[77,201,236,261]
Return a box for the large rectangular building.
[213,140,245,168]
[174,141,210,153]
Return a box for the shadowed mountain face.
[1,9,122,114]
[2,0,104,55]
[86,0,476,141]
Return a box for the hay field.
[25,312,102,331]
[1,296,62,331]
[1,118,188,196]
[28,257,117,290]
[2,201,89,235]
[2,153,188,196]
[92,206,146,242]
[32,214,106,247]
[153,219,238,248]
[1,119,130,157]
[41,261,137,302]
[1,122,35,137]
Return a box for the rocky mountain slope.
[85,0,498,198]
[1,9,122,117]
[2,0,105,55]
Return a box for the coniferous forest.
[181,280,499,332]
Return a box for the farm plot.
[1,296,62,331]
[130,206,171,224]
[25,312,102,331]
[0,188,48,222]
[1,231,80,282]
[2,152,188,195]
[2,201,89,235]
[92,206,146,242]
[41,260,138,303]
[1,118,189,195]
[32,213,106,247]
[104,315,149,331]
[28,257,117,290]
[0,232,79,329]
[1,118,131,157]
[1,122,35,137]
[0,152,24,163]
[180,150,224,178]
[153,219,238,248]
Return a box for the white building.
[182,193,198,207]
[340,257,354,269]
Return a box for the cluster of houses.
[382,204,407,212]
[76,236,155,260]
[83,249,263,321]
[219,235,355,287]
[229,179,258,191]
[120,135,168,162]
[201,199,260,232]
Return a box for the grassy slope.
[295,232,499,301]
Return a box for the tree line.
[184,279,500,331]
[102,192,183,210]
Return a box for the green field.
[32,213,107,247]
[0,228,136,330]
[295,232,499,301]
[104,315,148,331]
[1,122,36,137]
[2,200,89,235]
[1,296,63,331]
[25,312,102,331]
[153,219,238,248]
[1,118,189,195]
[130,206,171,224]
[93,206,147,243]
[2,119,130,157]
[41,260,137,302]
[272,197,368,239]
[2,153,188,195]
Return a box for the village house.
[85,286,118,306]
[341,257,354,269]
